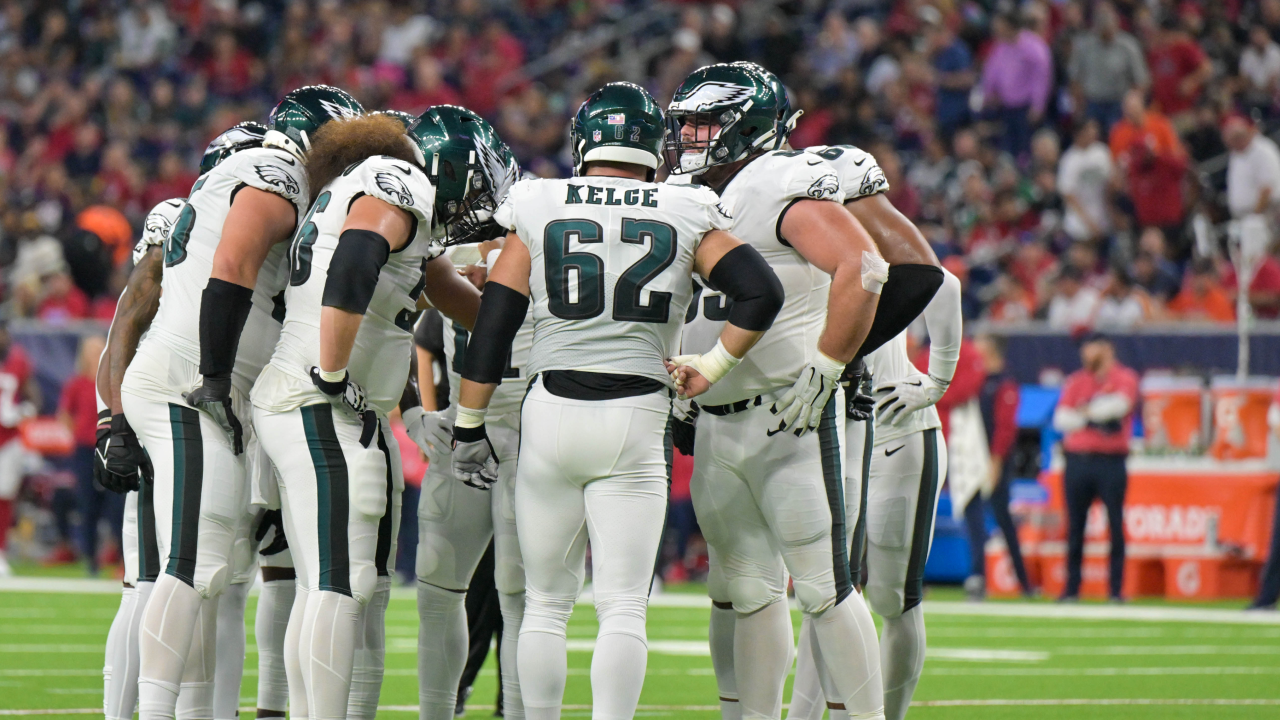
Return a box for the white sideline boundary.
[5,578,1280,624]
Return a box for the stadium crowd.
[2,0,1280,329]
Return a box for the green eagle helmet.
[663,63,791,175]
[265,85,364,160]
[198,121,267,176]
[569,82,666,177]
[408,105,520,247]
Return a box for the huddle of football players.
[92,58,957,720]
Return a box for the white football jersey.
[146,147,308,395]
[677,149,845,406]
[865,332,941,445]
[494,176,731,387]
[253,155,441,416]
[806,145,889,202]
[442,312,532,418]
[99,198,187,412]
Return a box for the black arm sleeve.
[705,244,785,331]
[321,229,391,314]
[461,282,529,385]
[199,278,254,379]
[854,264,944,358]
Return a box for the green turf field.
[1,584,1278,719]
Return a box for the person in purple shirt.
[981,11,1053,159]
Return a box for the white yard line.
[926,666,1280,676]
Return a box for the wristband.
[813,350,847,381]
[455,405,487,429]
[861,251,890,294]
[690,340,742,385]
[319,367,347,383]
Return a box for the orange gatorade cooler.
[1209,376,1278,460]
[1140,375,1205,453]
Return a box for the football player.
[789,141,951,720]
[121,86,361,720]
[449,81,782,720]
[408,238,533,719]
[663,63,886,720]
[250,107,501,719]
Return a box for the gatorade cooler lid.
[1140,375,1205,392]
[1209,375,1279,391]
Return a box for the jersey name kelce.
[677,149,845,407]
[147,147,308,395]
[494,176,731,388]
[253,155,440,416]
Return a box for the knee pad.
[793,577,838,617]
[865,585,904,619]
[520,588,576,638]
[727,576,784,615]
[594,593,648,643]
[349,563,379,606]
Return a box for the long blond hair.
[305,114,418,202]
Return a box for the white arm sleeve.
[1053,406,1087,433]
[1085,392,1133,423]
[923,268,964,386]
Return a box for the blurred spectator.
[58,335,118,576]
[1046,265,1101,329]
[808,12,860,88]
[1069,2,1149,134]
[1241,25,1280,116]
[981,12,1052,159]
[1144,17,1211,127]
[1093,267,1153,330]
[142,152,198,212]
[36,270,90,323]
[927,18,975,140]
[391,56,462,114]
[703,5,742,64]
[1058,120,1113,242]
[380,0,436,67]
[0,323,36,576]
[1109,89,1189,249]
[1222,253,1280,318]
[1167,258,1236,322]
[116,1,177,70]
[1130,251,1181,302]
[1052,333,1138,602]
[1224,115,1280,218]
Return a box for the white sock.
[591,594,650,720]
[880,605,925,720]
[104,586,135,719]
[213,581,250,720]
[498,591,526,720]
[284,586,310,719]
[812,595,884,720]
[517,630,567,720]
[416,581,468,720]
[175,595,219,720]
[348,577,391,720]
[254,578,295,714]
[138,576,204,720]
[709,605,741,720]
[735,600,792,720]
[304,590,362,720]
[787,616,824,720]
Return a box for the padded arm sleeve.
[322,229,391,314]
[854,264,944,358]
[706,244,785,331]
[461,282,529,385]
[923,268,963,386]
[199,278,254,379]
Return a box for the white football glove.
[401,406,453,465]
[874,371,947,426]
[769,351,845,436]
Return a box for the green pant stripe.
[138,478,160,583]
[301,404,352,597]
[818,395,852,606]
[848,418,874,585]
[165,404,203,586]
[374,425,394,577]
[903,429,940,612]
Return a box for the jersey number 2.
[544,218,677,323]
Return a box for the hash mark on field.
[1055,644,1280,655]
[927,648,1049,662]
[0,644,103,653]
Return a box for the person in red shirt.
[1051,332,1139,601]
[1145,17,1211,122]
[36,271,90,322]
[1221,254,1280,319]
[59,335,118,575]
[0,323,39,576]
[1109,89,1190,247]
